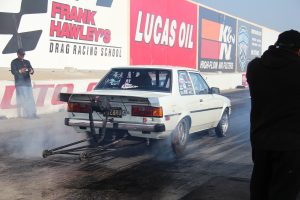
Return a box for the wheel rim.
[220,113,229,133]
[178,121,187,145]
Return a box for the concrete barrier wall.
[0,79,98,119]
[0,73,242,119]
[203,73,243,90]
[0,0,279,71]
[0,0,280,118]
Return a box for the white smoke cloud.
[0,114,86,158]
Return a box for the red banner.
[130,0,197,68]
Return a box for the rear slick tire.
[171,118,189,156]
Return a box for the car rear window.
[95,68,172,92]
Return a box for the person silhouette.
[10,48,37,119]
[247,30,300,200]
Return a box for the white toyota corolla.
[61,66,231,155]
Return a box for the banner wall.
[237,20,262,72]
[0,79,98,118]
[0,0,129,69]
[198,6,237,73]
[130,0,198,68]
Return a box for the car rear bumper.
[65,118,166,132]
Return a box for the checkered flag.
[0,0,48,54]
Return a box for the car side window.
[189,72,209,95]
[178,71,194,96]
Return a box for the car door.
[188,72,222,131]
[177,70,196,129]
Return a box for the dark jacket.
[11,58,34,87]
[246,45,300,150]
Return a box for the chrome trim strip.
[65,118,165,132]
[190,107,223,114]
[165,113,182,117]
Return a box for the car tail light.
[67,102,90,113]
[131,105,163,118]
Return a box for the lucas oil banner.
[130,0,198,68]
[237,21,262,72]
[198,7,237,73]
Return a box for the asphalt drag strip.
[0,89,278,200]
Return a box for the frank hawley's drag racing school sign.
[49,1,112,56]
[48,0,129,68]
[0,0,129,69]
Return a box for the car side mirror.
[210,87,220,94]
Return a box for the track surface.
[0,89,261,200]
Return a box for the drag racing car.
[59,66,231,156]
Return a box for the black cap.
[17,48,25,55]
[275,29,300,49]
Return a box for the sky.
[193,0,300,33]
